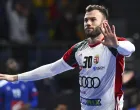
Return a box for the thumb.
[0,74,6,80]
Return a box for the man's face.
[55,104,67,110]
[16,4,29,16]
[84,10,105,38]
[6,59,19,74]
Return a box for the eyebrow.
[84,17,96,19]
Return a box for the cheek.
[92,21,100,27]
[84,22,86,27]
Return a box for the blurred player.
[55,103,68,110]
[0,5,135,110]
[0,58,38,110]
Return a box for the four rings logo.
[79,76,101,88]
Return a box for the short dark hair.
[86,5,109,20]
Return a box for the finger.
[0,76,6,80]
[112,25,116,35]
[0,74,5,77]
[99,26,107,37]
[103,23,109,34]
[105,23,112,33]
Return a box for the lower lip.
[87,29,93,31]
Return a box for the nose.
[86,20,92,26]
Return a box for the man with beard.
[0,5,135,110]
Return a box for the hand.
[123,71,134,84]
[0,74,18,81]
[100,22,118,48]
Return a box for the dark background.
[0,0,140,110]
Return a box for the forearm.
[117,41,135,56]
[18,58,73,81]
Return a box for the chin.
[86,34,94,38]
[85,31,94,37]
[86,32,101,38]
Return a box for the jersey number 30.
[83,56,93,68]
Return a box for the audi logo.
[79,76,101,88]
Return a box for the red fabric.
[31,92,38,97]
[88,42,101,47]
[0,98,3,102]
[115,54,124,110]
[63,45,75,62]
[63,45,78,68]
[115,37,126,110]
[117,37,126,41]
[11,101,24,110]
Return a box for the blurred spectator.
[43,77,60,95]
[6,0,36,71]
[0,0,9,42]
[0,58,38,110]
[54,6,78,41]
[32,0,60,42]
[54,103,68,110]
[6,0,33,44]
[123,71,140,110]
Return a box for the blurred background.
[0,0,139,110]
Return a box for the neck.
[88,34,104,45]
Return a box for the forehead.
[84,10,103,19]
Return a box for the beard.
[85,26,101,38]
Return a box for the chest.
[4,83,28,99]
[76,44,113,69]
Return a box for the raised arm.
[99,22,135,56]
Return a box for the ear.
[100,20,108,33]
[101,20,108,29]
[102,20,108,25]
[103,19,108,23]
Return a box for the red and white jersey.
[18,37,135,110]
[63,37,134,110]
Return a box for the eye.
[90,18,96,22]
[84,18,88,22]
